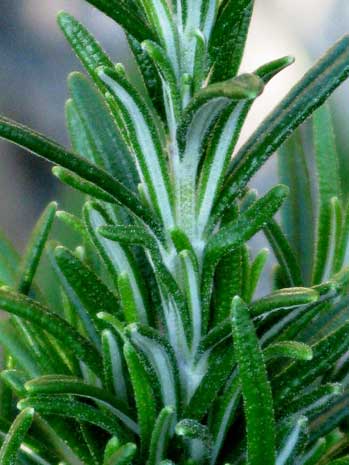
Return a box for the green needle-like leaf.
[312,104,342,284]
[16,202,57,295]
[124,342,157,454]
[202,185,288,329]
[68,72,138,192]
[58,11,114,86]
[0,116,155,229]
[82,0,155,43]
[18,395,126,439]
[147,406,175,465]
[216,35,349,217]
[25,375,137,434]
[264,341,313,362]
[0,407,34,465]
[0,288,101,375]
[209,0,253,82]
[231,296,276,465]
[278,130,314,285]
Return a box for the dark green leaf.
[0,116,155,228]
[231,296,276,465]
[81,0,154,43]
[209,0,254,82]
[278,130,314,285]
[312,104,342,284]
[0,288,101,375]
[16,202,57,295]
[147,406,175,465]
[264,220,303,287]
[124,342,157,454]
[68,72,138,191]
[0,408,34,465]
[216,35,349,218]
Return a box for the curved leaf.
[0,408,34,465]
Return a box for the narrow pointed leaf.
[216,35,349,217]
[312,104,342,283]
[68,72,138,191]
[209,0,253,82]
[250,287,318,317]
[16,201,56,295]
[126,324,180,411]
[0,288,101,375]
[124,342,157,454]
[202,185,288,329]
[278,130,314,284]
[102,330,129,406]
[98,66,175,227]
[25,375,137,434]
[82,0,154,43]
[18,395,126,439]
[0,116,155,228]
[54,245,121,327]
[147,406,175,465]
[264,220,303,287]
[231,296,276,465]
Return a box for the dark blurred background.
[1,0,349,252]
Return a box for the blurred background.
[0,0,349,252]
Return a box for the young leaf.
[16,202,57,295]
[0,407,34,465]
[231,296,276,465]
[53,245,121,327]
[147,406,175,465]
[53,166,116,203]
[209,372,241,465]
[216,35,349,217]
[245,248,269,302]
[83,202,149,324]
[264,341,313,362]
[127,35,165,120]
[126,324,180,411]
[104,442,137,465]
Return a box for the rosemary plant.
[1,1,349,464]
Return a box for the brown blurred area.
[0,0,348,252]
